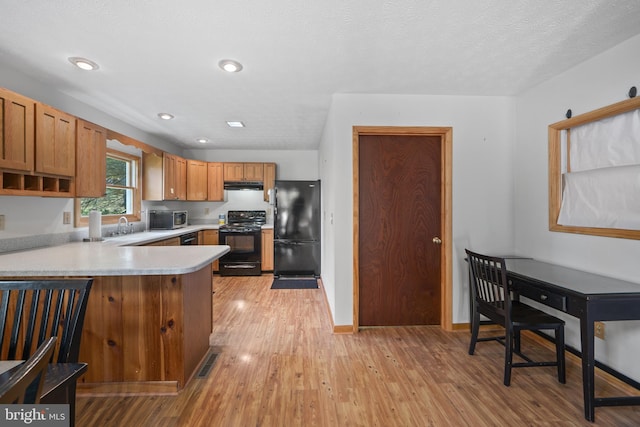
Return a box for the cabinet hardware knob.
[432,237,442,244]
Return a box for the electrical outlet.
[595,321,605,340]
[0,214,4,230]
[63,211,71,224]
[204,208,210,215]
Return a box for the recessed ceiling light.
[218,59,243,73]
[157,113,174,120]
[196,138,209,144]
[226,121,245,128]
[68,57,99,71]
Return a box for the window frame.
[75,148,142,227]
[548,96,640,240]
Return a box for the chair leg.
[468,309,480,355]
[556,325,566,384]
[504,329,513,386]
[514,329,522,354]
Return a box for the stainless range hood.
[224,181,264,191]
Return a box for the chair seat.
[511,301,565,328]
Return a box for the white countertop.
[0,226,230,277]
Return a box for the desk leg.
[580,314,596,422]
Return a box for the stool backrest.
[0,279,92,363]
[0,337,57,404]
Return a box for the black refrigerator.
[273,180,321,278]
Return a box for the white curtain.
[558,109,640,229]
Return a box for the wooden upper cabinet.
[187,159,208,200]
[223,162,244,181]
[176,156,187,200]
[0,88,35,172]
[263,162,276,201]
[243,163,264,181]
[76,119,106,197]
[162,153,177,199]
[35,103,76,177]
[223,162,264,181]
[207,162,224,201]
[142,152,163,200]
[163,153,187,200]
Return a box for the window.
[549,96,640,240]
[75,148,141,226]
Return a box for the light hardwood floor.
[76,274,640,426]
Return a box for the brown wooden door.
[358,134,442,326]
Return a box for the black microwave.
[148,210,188,229]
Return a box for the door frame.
[353,126,453,332]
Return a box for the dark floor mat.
[271,278,319,289]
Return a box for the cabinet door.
[35,103,76,176]
[145,237,181,246]
[187,159,208,200]
[76,119,106,197]
[201,229,220,272]
[263,162,276,201]
[261,228,274,271]
[207,162,224,201]
[223,162,244,181]
[176,156,187,200]
[0,88,35,172]
[163,153,177,199]
[163,153,186,200]
[142,152,163,200]
[244,163,264,181]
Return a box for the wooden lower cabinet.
[77,264,213,395]
[201,230,219,272]
[143,237,181,246]
[261,228,274,271]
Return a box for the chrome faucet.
[117,216,129,235]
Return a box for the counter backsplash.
[0,222,147,254]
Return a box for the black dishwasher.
[180,232,198,245]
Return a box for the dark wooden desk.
[0,362,87,427]
[504,258,640,422]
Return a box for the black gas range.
[218,210,266,276]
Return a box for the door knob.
[432,237,442,244]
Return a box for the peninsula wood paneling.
[78,264,213,394]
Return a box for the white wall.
[514,34,640,382]
[0,196,75,239]
[319,94,516,326]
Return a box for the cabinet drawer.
[509,278,567,312]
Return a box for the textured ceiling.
[1,1,640,150]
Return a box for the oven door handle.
[181,237,197,245]
[224,264,258,269]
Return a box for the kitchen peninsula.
[0,231,229,396]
